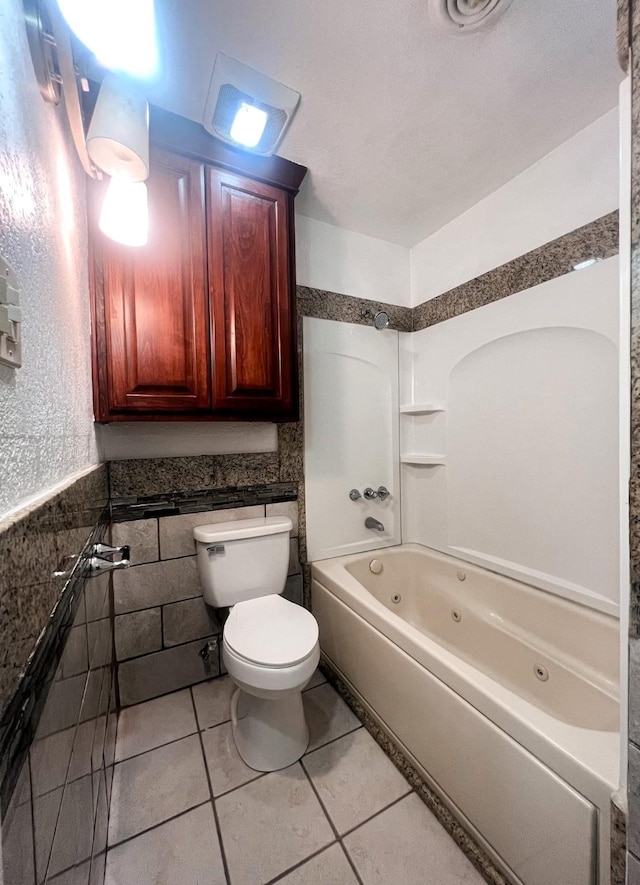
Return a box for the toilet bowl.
[223,594,319,770]
[193,517,320,771]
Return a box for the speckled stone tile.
[211,452,280,488]
[0,465,108,712]
[108,453,284,498]
[108,456,216,498]
[413,211,619,332]
[612,797,627,885]
[297,285,413,332]
[619,0,631,72]
[319,661,509,885]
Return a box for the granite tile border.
[620,0,631,73]
[110,481,297,523]
[318,659,510,885]
[413,211,619,332]
[0,511,109,818]
[108,453,281,499]
[0,465,109,713]
[297,285,413,332]
[612,796,627,885]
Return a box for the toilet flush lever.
[207,545,225,555]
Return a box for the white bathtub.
[311,543,619,885]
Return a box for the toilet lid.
[224,595,319,667]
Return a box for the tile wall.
[110,501,301,707]
[0,466,115,885]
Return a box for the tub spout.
[365,516,385,532]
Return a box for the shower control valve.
[349,489,362,501]
[377,486,390,501]
[364,487,378,500]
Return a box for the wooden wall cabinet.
[90,109,306,423]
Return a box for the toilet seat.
[224,595,319,668]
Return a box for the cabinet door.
[91,150,210,418]
[207,168,296,417]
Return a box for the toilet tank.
[194,517,293,608]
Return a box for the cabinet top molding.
[150,106,308,195]
[82,82,308,196]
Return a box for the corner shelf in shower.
[400,454,447,465]
[399,403,446,415]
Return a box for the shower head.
[373,311,390,330]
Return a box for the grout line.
[303,722,363,757]
[190,689,232,885]
[338,790,413,840]
[117,671,224,712]
[264,840,340,884]
[106,800,211,852]
[114,727,199,766]
[299,763,365,885]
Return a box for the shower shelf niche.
[399,403,446,415]
[400,454,447,465]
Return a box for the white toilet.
[193,516,320,772]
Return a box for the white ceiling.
[149,0,621,246]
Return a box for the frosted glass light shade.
[56,0,158,78]
[86,74,149,182]
[99,177,148,247]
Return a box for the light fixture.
[229,103,268,149]
[56,0,158,78]
[86,74,149,182]
[203,53,300,156]
[572,257,602,271]
[99,177,149,247]
[24,1,152,246]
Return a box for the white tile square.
[343,793,485,885]
[192,676,236,730]
[216,763,334,885]
[115,689,197,762]
[303,729,411,834]
[303,684,361,752]
[105,804,225,885]
[275,844,358,885]
[109,734,209,845]
[201,721,263,796]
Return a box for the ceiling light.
[86,74,149,181]
[203,54,300,156]
[572,258,602,271]
[229,103,268,149]
[99,177,148,247]
[56,0,158,78]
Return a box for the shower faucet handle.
[377,486,391,501]
[364,487,378,500]
[349,489,362,501]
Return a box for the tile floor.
[105,672,486,885]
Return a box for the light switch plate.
[0,257,21,368]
